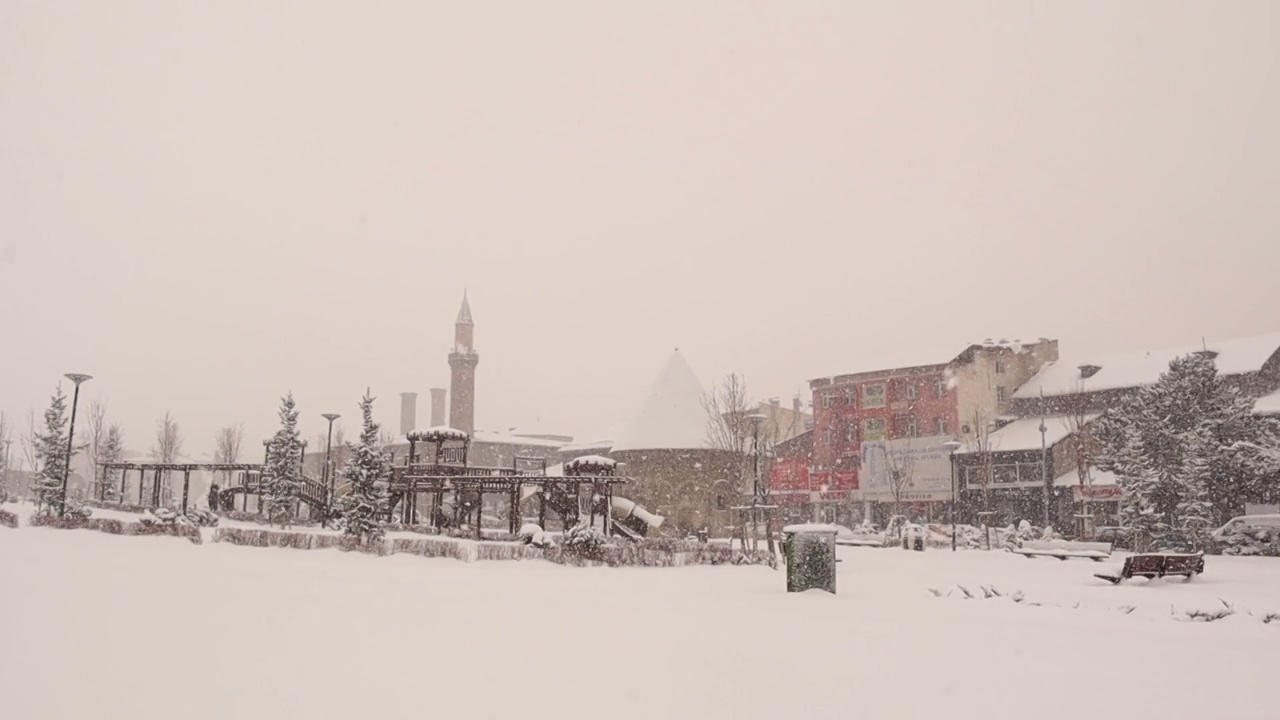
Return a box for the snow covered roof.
[959,415,1095,454]
[406,426,470,443]
[1254,390,1280,416]
[560,438,614,453]
[1053,467,1118,487]
[611,351,709,452]
[565,455,617,471]
[471,430,566,449]
[1013,332,1280,400]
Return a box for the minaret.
[448,291,479,434]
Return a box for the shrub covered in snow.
[562,523,608,557]
[1216,526,1280,557]
[0,509,20,529]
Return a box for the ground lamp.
[59,373,92,516]
[943,440,962,551]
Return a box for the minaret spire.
[457,289,474,326]
[448,290,479,433]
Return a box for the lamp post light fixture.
[321,413,341,526]
[943,440,963,552]
[59,373,92,516]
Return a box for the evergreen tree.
[33,386,72,516]
[262,392,303,527]
[1095,352,1280,551]
[100,424,124,501]
[340,391,391,540]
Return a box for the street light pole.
[321,413,341,526]
[943,440,962,552]
[1040,419,1050,529]
[2,439,12,497]
[60,373,92,516]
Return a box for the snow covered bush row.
[27,513,201,544]
[211,527,386,555]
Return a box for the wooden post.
[119,467,128,504]
[181,469,191,514]
[475,489,483,540]
[605,482,613,537]
[138,469,146,505]
[589,481,597,530]
[538,483,547,529]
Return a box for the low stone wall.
[0,509,18,529]
[545,540,776,568]
[27,514,202,544]
[211,527,386,555]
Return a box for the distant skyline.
[3,1,1278,459]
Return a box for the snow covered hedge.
[26,513,201,544]
[0,509,18,529]
[211,527,387,555]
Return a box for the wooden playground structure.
[97,428,659,540]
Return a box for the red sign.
[809,471,858,492]
[770,457,810,492]
[1073,485,1123,500]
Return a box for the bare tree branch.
[84,399,108,489]
[151,412,184,464]
[213,423,245,486]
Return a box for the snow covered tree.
[1095,352,1280,551]
[262,393,303,527]
[339,391,391,540]
[99,423,124,501]
[33,386,72,516]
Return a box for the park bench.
[1011,540,1113,561]
[1094,552,1205,584]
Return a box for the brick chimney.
[429,388,447,427]
[399,392,418,436]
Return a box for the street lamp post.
[2,439,12,498]
[1040,419,1050,530]
[321,413,341,526]
[60,373,92,516]
[943,440,962,552]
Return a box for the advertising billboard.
[859,436,955,503]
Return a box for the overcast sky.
[2,1,1278,459]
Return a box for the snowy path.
[1,529,1276,719]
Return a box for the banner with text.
[859,436,955,503]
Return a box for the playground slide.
[520,485,664,537]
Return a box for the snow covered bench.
[1011,540,1112,561]
[1094,552,1204,584]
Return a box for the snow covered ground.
[2,521,1277,719]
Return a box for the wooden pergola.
[389,467,629,539]
[99,462,263,514]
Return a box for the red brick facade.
[809,366,959,491]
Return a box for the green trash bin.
[782,524,838,594]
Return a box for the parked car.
[1094,526,1131,549]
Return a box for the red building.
[804,339,1059,525]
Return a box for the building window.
[844,388,857,407]
[905,384,918,401]
[845,424,857,443]
[906,417,920,438]
[934,379,947,398]
[822,394,833,409]
[935,417,948,435]
[996,386,1007,402]
[995,361,1006,374]
[863,418,886,441]
[824,429,834,444]
[864,383,886,408]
